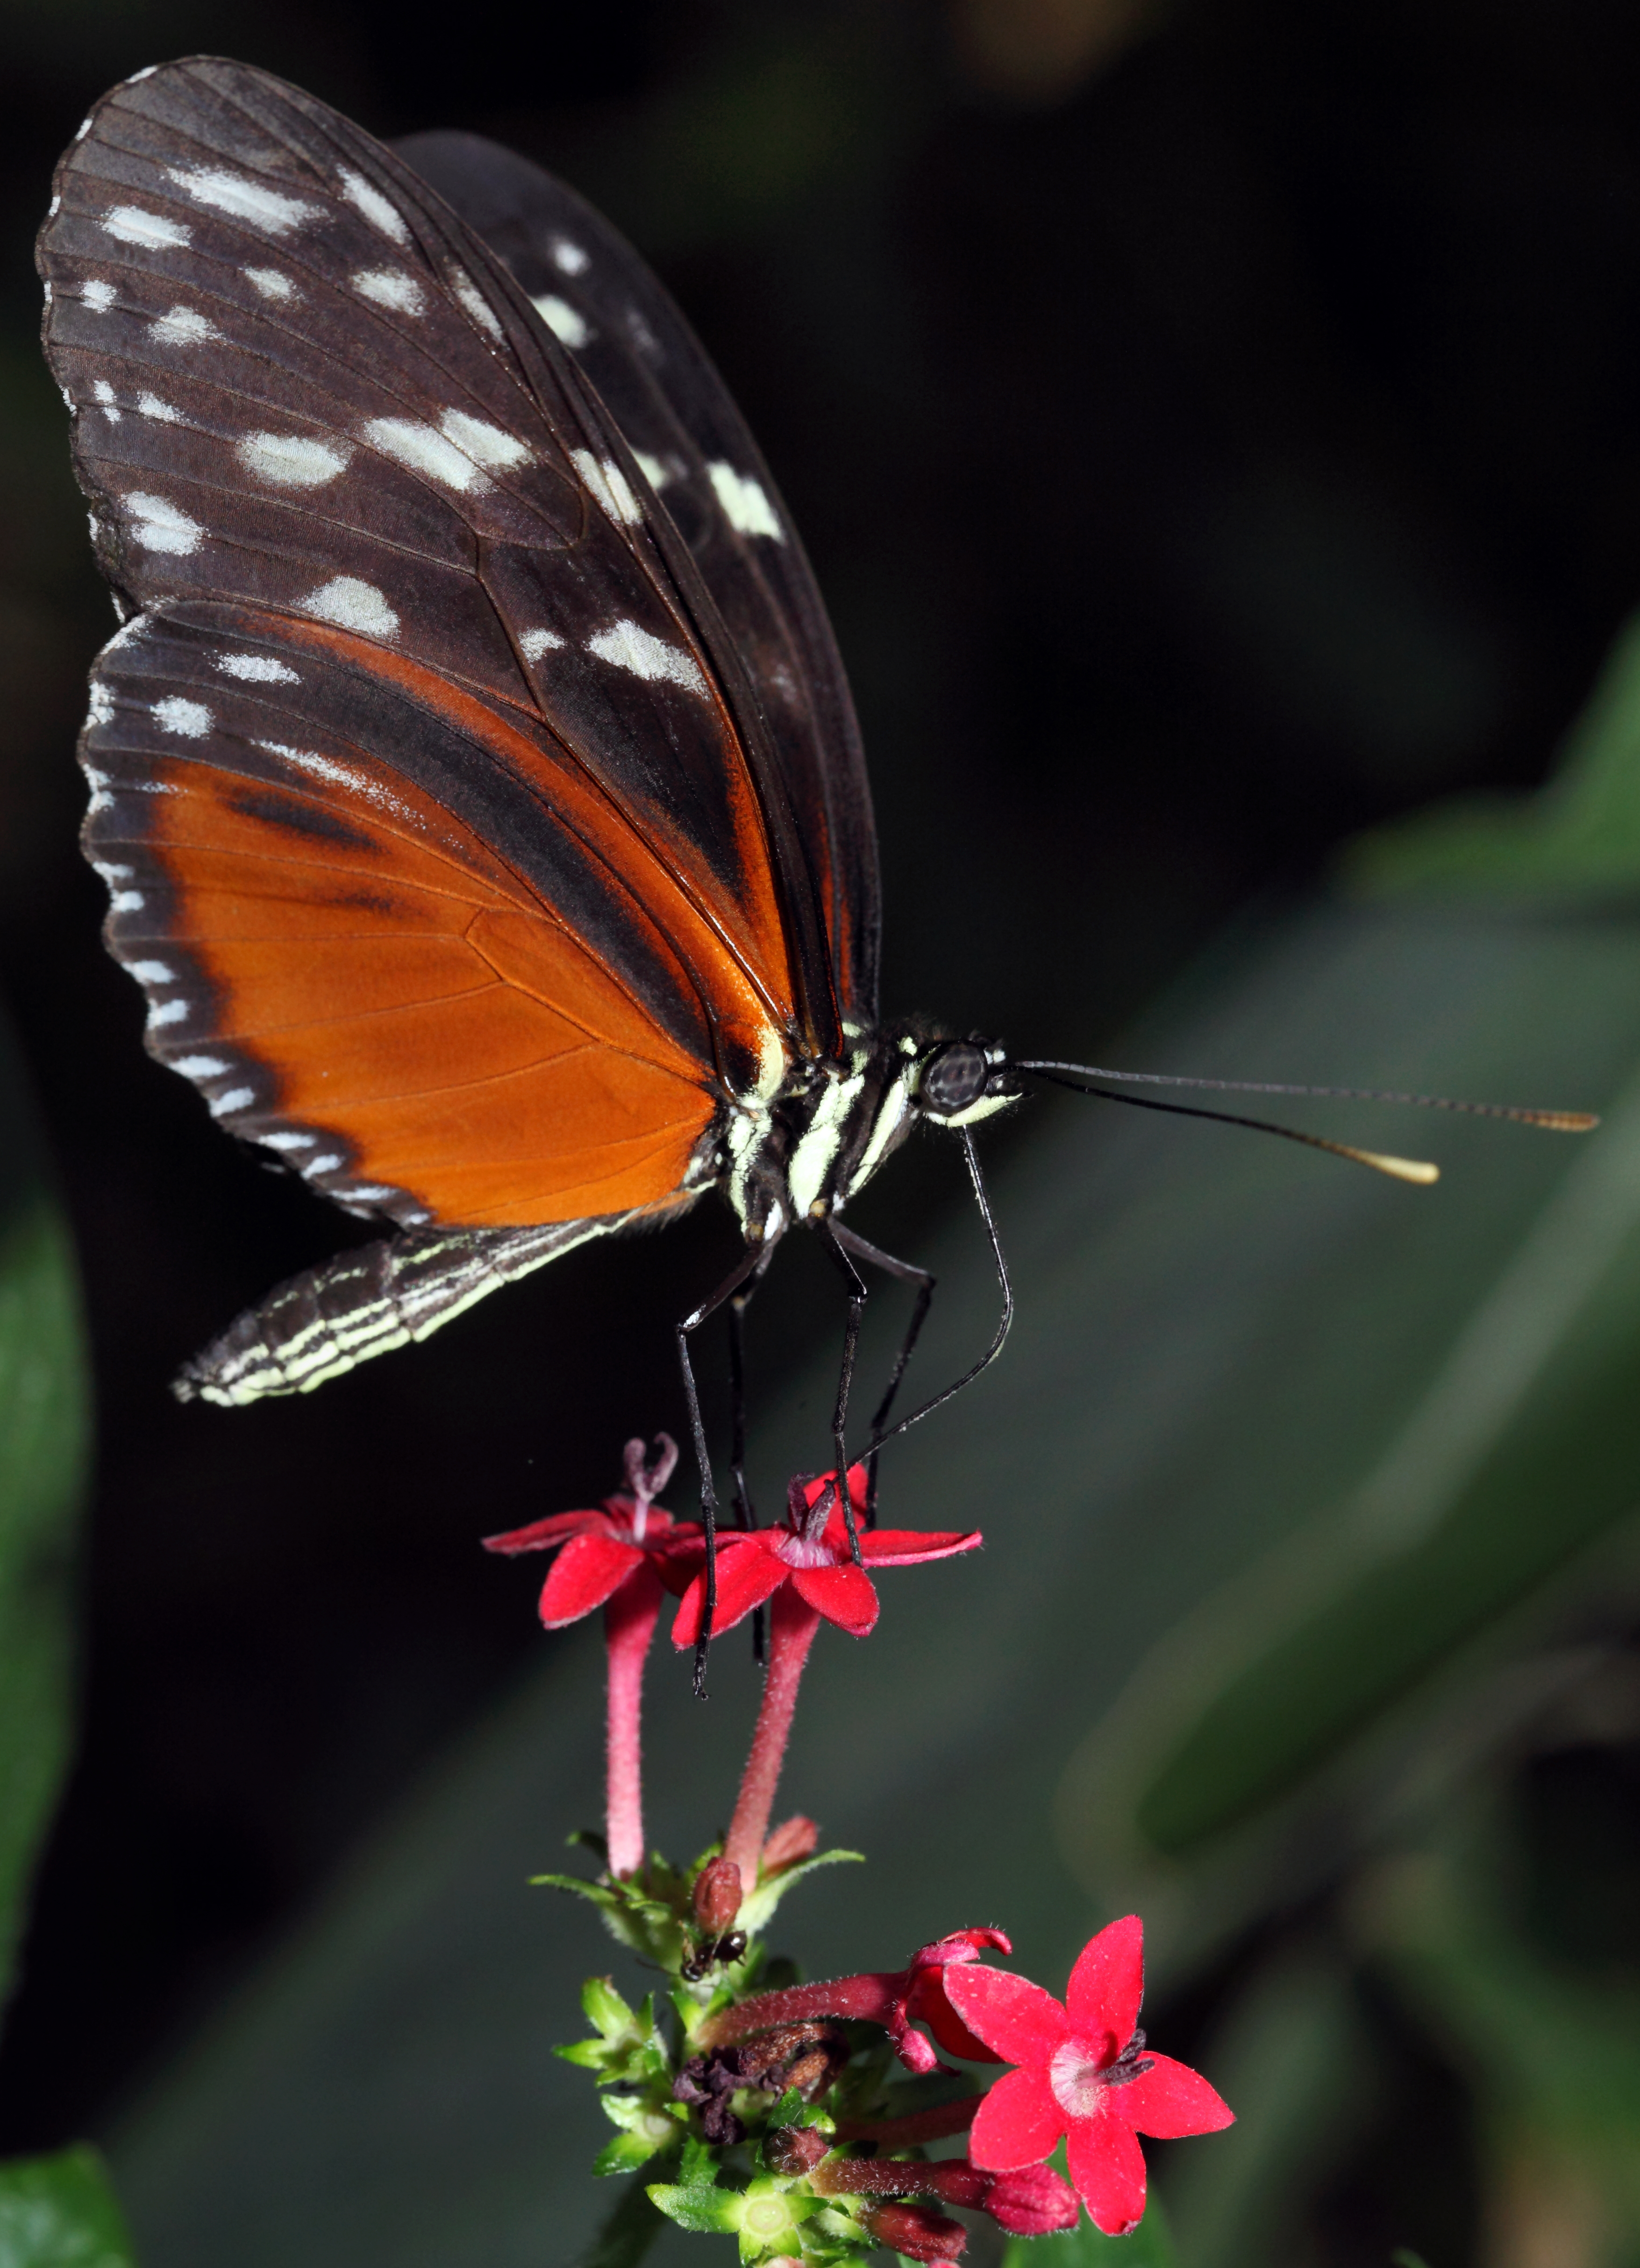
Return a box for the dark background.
[4,0,1640,2255]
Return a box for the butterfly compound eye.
[917,1040,991,1118]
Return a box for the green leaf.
[1002,2196,1177,2268]
[0,1006,91,2008]
[0,2146,135,2268]
[736,1847,864,1937]
[1347,609,1640,902]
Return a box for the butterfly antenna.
[1016,1061,1598,1134]
[1023,1067,1441,1183]
[864,1127,1013,1456]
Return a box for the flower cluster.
[487,1442,1232,2259]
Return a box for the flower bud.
[692,1856,742,1934]
[859,2202,967,2261]
[761,1814,819,1873]
[764,2124,829,2177]
[980,2165,1079,2235]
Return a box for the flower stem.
[603,1564,663,1879]
[724,1586,820,1883]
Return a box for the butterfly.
[37,60,1592,1641]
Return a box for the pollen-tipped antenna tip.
[1345,1147,1440,1184]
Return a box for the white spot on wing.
[304,1153,344,1174]
[570,449,642,526]
[244,266,299,303]
[210,1087,256,1116]
[351,268,424,315]
[148,997,190,1027]
[708,462,783,541]
[438,408,529,468]
[136,392,179,422]
[449,265,504,339]
[151,695,213,738]
[149,303,220,346]
[86,682,114,725]
[128,959,177,984]
[339,169,411,243]
[213,650,300,683]
[362,416,484,491]
[175,1056,231,1078]
[102,205,191,250]
[519,628,564,662]
[587,618,707,695]
[237,431,350,488]
[633,451,671,491]
[168,167,322,235]
[110,890,144,912]
[532,293,589,348]
[93,379,121,422]
[551,237,589,275]
[298,578,399,637]
[263,1131,316,1150]
[81,278,116,311]
[125,492,201,555]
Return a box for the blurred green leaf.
[1348,610,1640,901]
[0,2146,135,2268]
[1163,1947,1369,2268]
[0,1004,91,2006]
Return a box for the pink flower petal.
[967,2066,1066,2171]
[943,1965,1072,2066]
[1067,2108,1148,2237]
[537,1531,641,1625]
[1115,2052,1235,2139]
[858,1527,984,1566]
[670,1538,785,1645]
[1065,1915,1145,2058]
[483,1507,607,1555]
[793,1561,879,1633]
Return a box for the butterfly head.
[912,1037,1022,1128]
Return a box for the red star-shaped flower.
[943,1916,1233,2237]
[485,1474,699,1628]
[671,1465,981,1645]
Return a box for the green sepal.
[592,2122,678,2179]
[647,2138,739,2236]
[532,1871,688,1969]
[556,1976,670,2090]
[737,1848,863,1937]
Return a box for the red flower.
[943,1916,1233,2237]
[484,1441,698,1628]
[671,1466,981,1645]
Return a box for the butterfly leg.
[827,1221,936,1528]
[727,1241,779,1668]
[678,1239,773,1696]
[816,1223,872,1566]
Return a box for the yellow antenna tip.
[1523,1109,1600,1132]
[1345,1147,1440,1184]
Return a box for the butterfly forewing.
[395,130,882,1026]
[36,56,870,1230]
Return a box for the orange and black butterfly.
[35,57,1031,1591]
[36,61,1592,1620]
